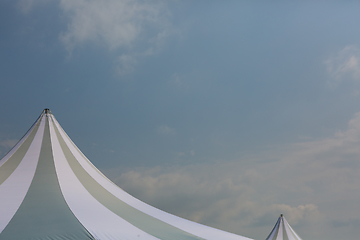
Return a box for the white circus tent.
[0,109,253,240]
[265,214,302,240]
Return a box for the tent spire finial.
[44,108,51,114]
[280,214,283,218]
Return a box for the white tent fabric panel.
[283,217,302,240]
[283,219,295,240]
[0,116,45,232]
[49,117,160,240]
[51,115,251,240]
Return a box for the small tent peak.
[43,108,52,114]
[265,214,302,240]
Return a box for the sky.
[1,1,360,239]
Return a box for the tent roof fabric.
[0,109,253,240]
[265,214,302,240]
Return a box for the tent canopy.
[0,109,253,240]
[265,214,302,240]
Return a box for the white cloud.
[60,0,170,49]
[104,112,360,240]
[17,0,50,14]
[16,0,176,74]
[157,125,176,135]
[58,0,174,73]
[326,45,360,88]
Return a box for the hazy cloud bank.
[104,112,360,239]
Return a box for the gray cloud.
[104,112,360,240]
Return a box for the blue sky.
[1,1,360,240]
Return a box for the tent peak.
[265,214,302,240]
[43,108,52,114]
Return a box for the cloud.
[157,125,176,135]
[105,163,321,239]
[16,0,177,74]
[115,54,137,75]
[325,45,360,88]
[17,0,50,14]
[59,0,174,73]
[60,0,170,50]
[104,112,360,239]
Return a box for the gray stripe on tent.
[0,116,94,240]
[53,120,204,240]
[0,115,42,185]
